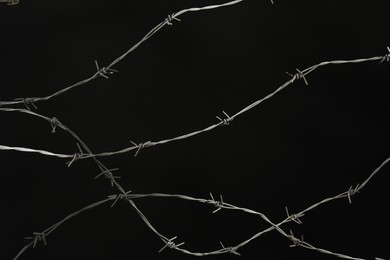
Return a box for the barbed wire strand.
[1,2,264,257]
[2,51,388,259]
[0,0,247,109]
[14,152,387,259]
[119,154,389,258]
[0,107,179,260]
[81,50,390,160]
[4,48,390,259]
[13,197,114,260]
[2,50,389,162]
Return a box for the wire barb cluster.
[347,184,360,204]
[94,60,118,79]
[158,236,185,253]
[209,192,224,213]
[108,190,132,207]
[288,230,304,248]
[379,46,390,63]
[130,140,153,157]
[13,98,38,110]
[216,111,233,126]
[286,68,309,85]
[24,232,47,248]
[65,143,84,167]
[94,168,121,186]
[165,13,181,25]
[220,241,241,256]
[50,117,59,133]
[285,206,304,224]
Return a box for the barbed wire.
[3,97,178,260]
[1,1,266,259]
[12,153,388,259]
[1,0,388,259]
[1,50,389,162]
[0,0,248,109]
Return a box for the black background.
[1,1,389,259]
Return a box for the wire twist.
[94,168,121,186]
[379,46,390,63]
[286,68,309,85]
[209,192,224,213]
[165,13,180,25]
[220,241,240,256]
[108,190,132,207]
[347,184,360,204]
[95,60,118,79]
[67,153,81,167]
[25,232,47,248]
[285,206,304,224]
[130,140,153,157]
[66,143,84,167]
[288,230,304,248]
[14,98,38,110]
[158,236,185,253]
[50,117,59,133]
[216,111,233,126]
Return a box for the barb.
[130,140,153,157]
[285,206,303,224]
[216,111,233,126]
[50,117,60,133]
[286,68,309,85]
[220,241,240,256]
[209,192,224,213]
[288,229,304,247]
[24,232,47,248]
[108,190,132,207]
[13,98,38,110]
[379,46,390,63]
[94,167,120,180]
[66,143,84,167]
[165,13,181,25]
[347,184,360,204]
[94,60,118,79]
[66,153,82,167]
[102,171,121,187]
[158,236,185,253]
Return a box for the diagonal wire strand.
[0,0,246,108]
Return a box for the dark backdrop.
[1,1,389,259]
